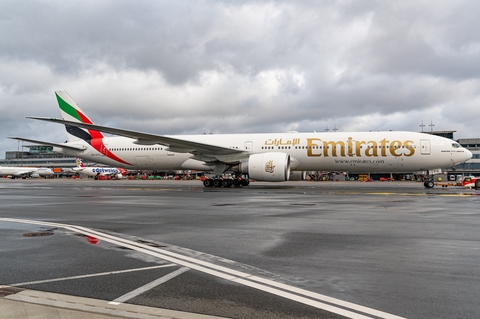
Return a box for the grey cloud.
[341,2,480,79]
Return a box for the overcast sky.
[1,0,479,158]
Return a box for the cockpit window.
[452,143,461,148]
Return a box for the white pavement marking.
[109,267,190,305]
[10,264,176,287]
[1,217,407,319]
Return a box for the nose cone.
[465,149,473,161]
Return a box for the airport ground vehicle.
[424,175,480,189]
[462,176,480,189]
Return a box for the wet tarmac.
[1,178,479,319]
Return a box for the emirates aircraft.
[10,91,472,187]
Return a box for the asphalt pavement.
[1,178,479,319]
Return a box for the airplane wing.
[26,117,246,157]
[13,169,37,176]
[8,137,87,151]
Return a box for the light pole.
[419,120,425,132]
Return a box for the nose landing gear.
[423,180,435,188]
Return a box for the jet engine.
[240,152,290,182]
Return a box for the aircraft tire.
[475,179,480,190]
[424,180,434,188]
[221,179,232,187]
[233,179,241,187]
[212,179,222,187]
[241,179,250,187]
[203,179,213,187]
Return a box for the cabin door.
[420,140,431,155]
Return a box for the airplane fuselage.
[0,166,54,177]
[53,131,471,173]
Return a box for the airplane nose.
[465,149,473,161]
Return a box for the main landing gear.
[203,177,250,188]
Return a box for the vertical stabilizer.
[55,91,104,142]
[75,158,85,168]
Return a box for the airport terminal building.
[455,137,480,173]
[1,146,89,171]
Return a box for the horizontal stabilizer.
[8,136,87,151]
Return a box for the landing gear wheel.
[233,179,241,187]
[424,180,434,188]
[203,179,213,187]
[212,179,222,187]
[240,179,250,187]
[475,179,480,190]
[221,179,232,187]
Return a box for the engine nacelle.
[240,152,290,182]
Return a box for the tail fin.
[55,91,104,142]
[75,158,85,168]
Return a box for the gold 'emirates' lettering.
[306,138,415,157]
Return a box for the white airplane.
[9,91,472,188]
[72,158,127,179]
[0,166,54,179]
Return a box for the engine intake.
[240,152,290,182]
